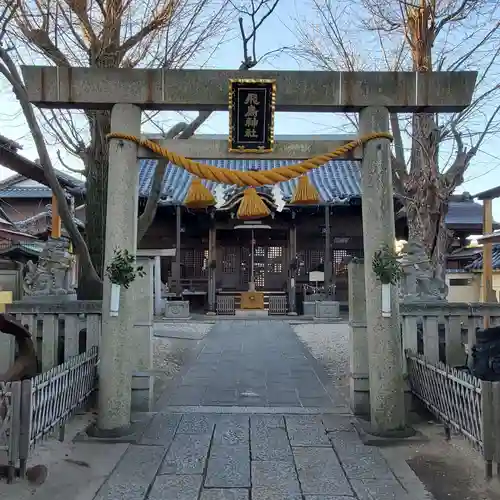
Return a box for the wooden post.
[481,380,494,479]
[324,206,332,294]
[51,194,62,238]
[288,224,297,314]
[482,199,494,328]
[173,205,182,295]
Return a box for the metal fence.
[0,347,98,481]
[216,295,236,315]
[268,295,288,315]
[406,350,500,478]
[406,351,482,447]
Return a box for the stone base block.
[350,382,416,419]
[155,298,165,316]
[131,324,153,374]
[405,389,422,414]
[164,300,190,319]
[303,301,316,316]
[315,300,340,319]
[353,419,421,445]
[350,373,370,416]
[131,372,154,412]
[20,293,78,303]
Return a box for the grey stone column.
[154,256,162,316]
[207,224,217,314]
[324,206,332,293]
[98,103,141,432]
[359,106,406,434]
[288,224,297,314]
[173,205,182,295]
[348,259,369,416]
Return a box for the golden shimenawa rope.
[106,132,392,187]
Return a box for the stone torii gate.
[21,66,476,436]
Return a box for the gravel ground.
[292,322,350,400]
[152,322,213,401]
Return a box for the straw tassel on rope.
[291,174,320,205]
[237,188,270,220]
[183,177,215,208]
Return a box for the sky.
[2,0,500,219]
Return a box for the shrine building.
[135,134,486,314]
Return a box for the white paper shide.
[110,283,121,316]
[381,283,391,318]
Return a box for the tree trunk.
[405,102,443,276]
[405,184,449,283]
[78,110,110,300]
[77,256,104,300]
[432,208,450,284]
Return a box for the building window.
[267,247,283,274]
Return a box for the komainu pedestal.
[315,301,340,319]
[164,300,190,318]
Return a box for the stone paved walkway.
[155,320,348,411]
[93,321,421,499]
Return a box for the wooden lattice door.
[217,231,287,291]
[218,246,239,289]
[265,246,286,289]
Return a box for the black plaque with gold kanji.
[229,79,276,153]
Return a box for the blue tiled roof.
[0,160,490,230]
[0,241,45,256]
[467,245,500,271]
[138,159,362,205]
[446,200,484,227]
[0,186,53,198]
[0,170,83,198]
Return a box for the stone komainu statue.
[23,237,75,297]
[398,240,448,301]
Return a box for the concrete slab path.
[93,321,429,500]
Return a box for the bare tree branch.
[118,1,180,57]
[0,27,101,290]
[137,0,284,240]
[295,0,500,283]
[3,0,237,298]
[137,121,188,241]
[56,149,85,175]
